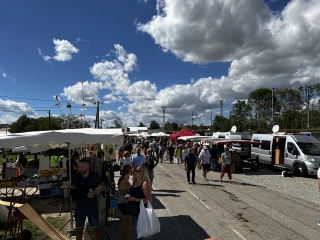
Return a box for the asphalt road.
[146,161,320,240]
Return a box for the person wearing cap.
[220,146,232,183]
[71,157,106,240]
[199,145,211,180]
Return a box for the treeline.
[9,114,91,133]
[212,84,320,133]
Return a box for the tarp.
[0,128,124,152]
[170,128,195,140]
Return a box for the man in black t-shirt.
[71,157,105,240]
[18,153,28,176]
[209,144,220,172]
[97,148,105,160]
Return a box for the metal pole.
[211,111,212,132]
[272,88,274,125]
[48,110,51,130]
[192,112,194,130]
[307,89,310,129]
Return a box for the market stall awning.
[170,128,195,140]
[0,128,124,152]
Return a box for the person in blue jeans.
[128,165,152,240]
[71,158,106,240]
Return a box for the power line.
[30,106,95,109]
[0,95,69,102]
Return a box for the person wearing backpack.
[145,148,159,186]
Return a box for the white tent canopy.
[0,128,124,152]
[150,132,170,137]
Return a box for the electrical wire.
[0,95,68,102]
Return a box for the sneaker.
[188,182,192,184]
[205,178,209,181]
[192,182,197,184]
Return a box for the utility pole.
[210,111,213,132]
[192,111,194,130]
[271,88,277,126]
[306,88,310,129]
[94,100,103,129]
[219,100,224,117]
[161,106,166,132]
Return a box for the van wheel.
[250,159,259,171]
[293,163,308,177]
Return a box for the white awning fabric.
[0,128,124,152]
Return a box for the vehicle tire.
[293,163,308,177]
[250,158,259,171]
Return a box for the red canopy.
[170,128,195,140]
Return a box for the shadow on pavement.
[152,189,185,193]
[152,193,180,197]
[104,214,212,240]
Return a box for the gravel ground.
[232,167,320,204]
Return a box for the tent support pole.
[67,143,74,229]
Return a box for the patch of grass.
[0,215,67,240]
[0,154,40,165]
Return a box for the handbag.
[113,164,120,172]
[137,200,160,238]
[125,202,140,216]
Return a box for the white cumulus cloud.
[0,99,35,115]
[37,48,52,63]
[53,39,79,61]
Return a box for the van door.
[259,140,272,164]
[284,141,300,168]
[272,137,286,165]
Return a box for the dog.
[281,171,293,177]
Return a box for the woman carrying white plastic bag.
[137,200,160,238]
[127,165,154,240]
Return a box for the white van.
[251,134,320,177]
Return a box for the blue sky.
[1,0,319,128]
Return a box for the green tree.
[9,115,64,133]
[275,88,303,129]
[248,88,272,131]
[113,118,123,128]
[230,100,251,132]
[138,122,145,127]
[212,116,230,132]
[149,120,160,129]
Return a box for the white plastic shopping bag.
[137,200,161,238]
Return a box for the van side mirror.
[292,150,299,156]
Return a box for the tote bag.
[137,200,160,238]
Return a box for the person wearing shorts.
[199,145,211,180]
[71,158,106,240]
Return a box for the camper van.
[251,133,320,177]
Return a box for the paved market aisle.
[100,157,320,240]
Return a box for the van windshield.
[296,142,320,156]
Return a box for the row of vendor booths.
[0,128,124,239]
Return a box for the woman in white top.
[120,151,131,173]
